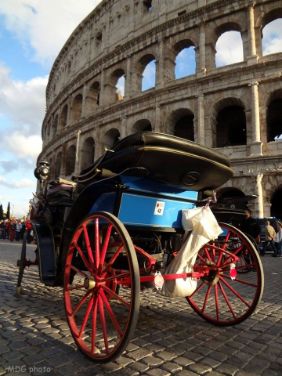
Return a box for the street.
[0,239,282,375]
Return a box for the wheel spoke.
[83,224,95,267]
[70,265,89,278]
[102,285,131,308]
[223,274,258,288]
[100,224,113,266]
[214,283,219,321]
[64,212,140,361]
[201,284,212,314]
[72,290,92,316]
[66,283,86,291]
[187,222,264,326]
[219,275,251,308]
[107,245,124,266]
[94,218,100,269]
[218,281,237,319]
[78,295,94,338]
[98,293,109,353]
[74,243,93,272]
[91,296,98,353]
[100,288,123,337]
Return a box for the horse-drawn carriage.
[17,132,264,362]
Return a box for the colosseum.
[38,0,282,219]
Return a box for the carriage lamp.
[34,161,50,182]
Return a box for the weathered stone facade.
[39,0,282,218]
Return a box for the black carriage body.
[32,132,234,284]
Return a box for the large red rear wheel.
[187,222,264,326]
[64,212,140,362]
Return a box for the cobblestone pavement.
[0,240,282,376]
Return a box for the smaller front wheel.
[64,212,140,362]
[187,223,264,326]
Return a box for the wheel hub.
[202,261,220,285]
[84,277,96,290]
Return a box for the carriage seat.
[46,178,76,206]
[78,132,233,191]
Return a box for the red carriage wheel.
[187,222,264,326]
[64,211,140,362]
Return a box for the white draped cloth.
[162,206,222,297]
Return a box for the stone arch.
[216,187,247,209]
[46,120,51,140]
[174,39,196,79]
[52,114,58,138]
[261,9,282,56]
[132,119,152,133]
[54,152,62,178]
[65,144,76,176]
[139,54,156,91]
[80,137,95,171]
[105,68,126,104]
[72,94,83,122]
[102,128,120,149]
[60,104,68,129]
[271,185,282,219]
[167,108,194,141]
[261,8,282,30]
[266,89,282,141]
[84,81,100,114]
[215,23,244,67]
[214,98,246,147]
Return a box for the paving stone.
[188,362,212,374]
[1,255,282,375]
[172,356,194,367]
[162,361,182,373]
[174,370,198,376]
[145,368,171,376]
[142,355,164,367]
[216,363,240,375]
[127,348,153,361]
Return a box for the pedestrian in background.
[274,222,282,257]
[265,220,277,256]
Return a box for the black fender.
[31,220,57,285]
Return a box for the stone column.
[249,81,262,155]
[74,129,81,174]
[81,84,88,118]
[156,38,175,88]
[246,5,258,64]
[120,115,127,138]
[100,69,115,107]
[125,57,132,98]
[155,104,162,132]
[256,173,264,218]
[197,94,205,144]
[197,23,206,75]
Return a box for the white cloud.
[0,0,102,65]
[0,175,35,189]
[0,63,47,133]
[216,31,244,67]
[3,132,42,159]
[262,19,282,55]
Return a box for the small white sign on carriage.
[154,201,165,215]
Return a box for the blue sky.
[0,1,281,218]
[0,0,102,217]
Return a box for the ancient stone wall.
[39,0,282,218]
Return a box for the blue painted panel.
[118,193,196,228]
[120,176,198,201]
